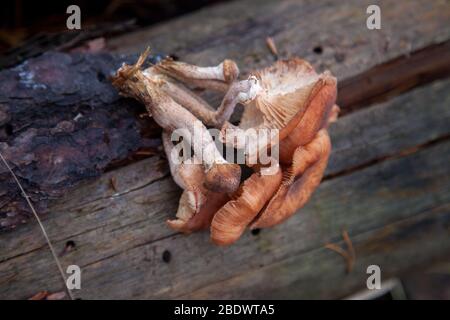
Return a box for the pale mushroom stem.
[162,130,209,221]
[326,104,340,125]
[163,133,230,234]
[161,81,217,126]
[161,130,186,189]
[156,59,239,92]
[147,81,241,193]
[112,56,241,193]
[214,78,261,127]
[155,69,260,128]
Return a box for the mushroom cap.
[239,58,336,142]
[278,75,337,163]
[210,165,282,245]
[167,190,229,233]
[166,161,230,233]
[251,129,331,229]
[204,163,241,193]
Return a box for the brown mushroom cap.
[167,190,229,233]
[251,129,331,229]
[238,58,334,141]
[116,51,338,244]
[210,165,282,245]
[278,75,337,163]
[165,159,231,233]
[204,163,241,193]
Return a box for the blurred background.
[0,0,227,53]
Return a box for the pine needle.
[0,151,74,300]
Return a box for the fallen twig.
[0,151,74,300]
[325,230,356,273]
[265,37,279,59]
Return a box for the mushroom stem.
[112,55,241,193]
[162,130,192,189]
[156,58,239,92]
[156,73,261,128]
[162,130,207,211]
[326,104,340,125]
[167,190,229,233]
[161,81,217,125]
[214,77,262,127]
[163,131,231,233]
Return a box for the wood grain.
[1,78,449,299]
[107,0,450,127]
[108,0,450,82]
[1,0,450,299]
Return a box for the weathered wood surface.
[1,0,450,299]
[0,52,164,230]
[1,78,449,299]
[108,0,450,81]
[109,0,450,120]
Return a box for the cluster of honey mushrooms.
[112,49,339,246]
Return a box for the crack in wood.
[1,0,450,299]
[80,232,179,270]
[176,203,450,299]
[338,40,450,115]
[324,133,450,181]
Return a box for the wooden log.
[0,52,163,230]
[1,0,450,299]
[109,0,450,121]
[1,0,449,232]
[1,78,449,299]
[183,203,450,299]
[108,0,450,83]
[0,20,137,69]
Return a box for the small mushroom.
[212,59,337,242]
[162,131,229,233]
[112,49,241,193]
[156,58,239,92]
[251,129,331,229]
[221,58,337,164]
[156,59,261,128]
[278,76,337,163]
[112,51,339,245]
[210,164,282,245]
